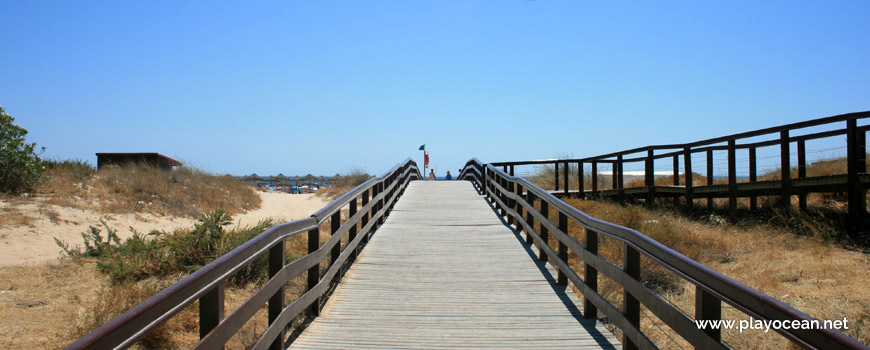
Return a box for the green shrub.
[0,105,45,194]
[57,209,280,286]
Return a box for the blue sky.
[2,1,868,177]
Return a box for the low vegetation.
[39,209,320,349]
[39,160,261,217]
[315,168,374,201]
[55,210,279,285]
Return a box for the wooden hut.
[96,153,182,171]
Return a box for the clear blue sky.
[2,1,868,177]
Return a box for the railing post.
[563,161,569,196]
[591,162,599,198]
[684,147,693,212]
[555,162,560,192]
[268,241,285,350]
[798,139,807,210]
[860,129,867,229]
[372,183,380,228]
[673,154,680,207]
[497,174,505,216]
[623,244,641,350]
[481,164,487,195]
[706,149,714,210]
[525,191,535,244]
[361,188,370,243]
[507,179,516,226]
[645,150,654,206]
[847,119,866,232]
[583,229,598,319]
[617,156,624,202]
[695,286,722,344]
[510,164,514,176]
[349,196,358,260]
[612,158,619,195]
[378,182,385,225]
[330,211,341,269]
[486,167,492,197]
[515,182,523,230]
[578,162,585,199]
[781,130,791,209]
[539,201,549,262]
[557,212,568,285]
[307,227,320,316]
[728,140,737,211]
[749,147,757,210]
[200,280,225,348]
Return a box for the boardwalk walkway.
[290,181,619,349]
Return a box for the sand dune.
[0,192,328,267]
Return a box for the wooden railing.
[459,158,865,350]
[491,111,870,231]
[66,159,422,350]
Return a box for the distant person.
[428,169,436,180]
[445,171,452,180]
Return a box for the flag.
[424,151,429,168]
[418,144,425,151]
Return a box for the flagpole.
[419,144,426,177]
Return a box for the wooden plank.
[290,181,619,350]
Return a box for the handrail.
[66,158,422,349]
[490,111,870,231]
[492,111,870,165]
[459,158,865,349]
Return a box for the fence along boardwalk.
[290,181,619,349]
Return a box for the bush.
[56,209,280,286]
[0,105,44,194]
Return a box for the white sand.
[0,192,329,267]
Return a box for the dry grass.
[39,161,261,218]
[0,206,34,228]
[0,260,110,349]
[0,218,327,349]
[524,155,869,347]
[0,161,339,348]
[6,213,346,349]
[525,197,870,349]
[316,168,373,201]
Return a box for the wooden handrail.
[489,111,870,230]
[66,159,422,349]
[459,158,865,349]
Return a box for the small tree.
[0,105,44,194]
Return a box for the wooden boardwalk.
[290,181,619,349]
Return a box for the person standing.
[428,169,436,180]
[445,171,453,180]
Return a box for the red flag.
[424,151,429,168]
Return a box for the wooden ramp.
[290,181,619,349]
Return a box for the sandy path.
[0,192,328,267]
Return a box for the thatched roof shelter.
[241,173,261,181]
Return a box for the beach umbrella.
[241,173,262,184]
[330,173,343,185]
[303,174,315,187]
